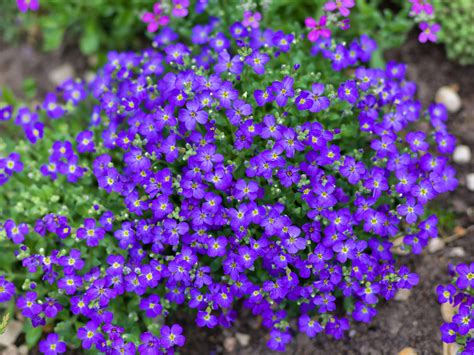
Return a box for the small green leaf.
[80,20,100,55]
[24,320,43,348]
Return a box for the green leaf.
[0,86,17,106]
[80,20,100,55]
[24,320,43,348]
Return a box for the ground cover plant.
[0,0,471,354]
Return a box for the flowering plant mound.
[437,263,474,353]
[0,9,458,354]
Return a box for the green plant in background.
[433,0,474,65]
[3,0,148,62]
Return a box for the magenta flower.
[324,0,355,17]
[418,22,440,43]
[142,3,170,33]
[172,0,190,17]
[409,0,434,15]
[242,11,262,29]
[16,0,39,12]
[305,16,331,42]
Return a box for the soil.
[0,32,473,355]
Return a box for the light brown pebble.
[441,302,458,323]
[223,336,237,352]
[394,289,412,301]
[398,347,417,355]
[428,238,445,253]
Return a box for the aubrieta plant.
[437,263,474,354]
[0,3,458,355]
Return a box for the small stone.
[48,64,75,86]
[349,329,356,338]
[398,347,417,355]
[2,345,19,355]
[223,336,237,352]
[466,173,474,191]
[435,86,462,113]
[453,145,471,164]
[447,247,466,258]
[235,332,250,347]
[443,342,460,355]
[428,238,445,253]
[441,302,458,323]
[17,345,28,355]
[394,289,411,301]
[0,320,22,346]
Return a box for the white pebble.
[435,86,462,113]
[428,238,445,253]
[466,173,474,191]
[453,145,471,164]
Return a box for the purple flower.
[353,302,377,323]
[308,83,330,112]
[324,0,355,16]
[0,105,13,121]
[77,218,105,247]
[24,122,44,144]
[245,51,270,75]
[140,295,162,318]
[270,76,294,107]
[141,3,170,33]
[298,314,323,337]
[338,80,359,104]
[124,148,151,173]
[436,284,457,304]
[440,322,458,343]
[39,333,66,355]
[339,157,366,184]
[397,198,423,224]
[58,274,82,295]
[76,130,95,153]
[305,16,331,42]
[214,50,243,75]
[42,94,65,119]
[418,22,440,43]
[17,291,42,318]
[242,11,261,29]
[0,276,15,302]
[456,263,474,289]
[1,152,23,175]
[43,298,63,318]
[267,330,291,352]
[17,0,39,12]
[4,219,28,244]
[161,324,185,348]
[77,321,104,350]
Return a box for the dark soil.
[0,33,472,355]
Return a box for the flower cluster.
[142,0,205,32]
[16,0,40,12]
[408,0,440,43]
[437,263,474,353]
[0,6,458,355]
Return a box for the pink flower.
[172,0,190,18]
[305,16,331,42]
[324,0,355,17]
[142,2,170,33]
[418,22,440,43]
[409,0,434,15]
[242,11,262,29]
[16,0,39,12]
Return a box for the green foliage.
[2,0,148,63]
[434,0,474,65]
